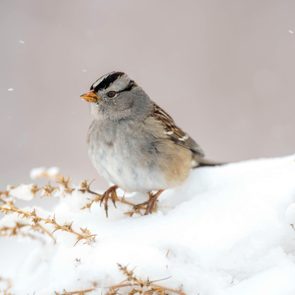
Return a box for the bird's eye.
[106,91,116,98]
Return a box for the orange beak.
[80,90,101,103]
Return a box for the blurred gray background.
[1,0,294,187]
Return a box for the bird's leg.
[144,189,164,215]
[100,185,118,217]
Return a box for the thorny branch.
[54,264,185,295]
[0,173,158,245]
[79,180,153,217]
[0,190,9,203]
[3,173,157,218]
[0,202,95,245]
[31,176,74,197]
[0,221,56,243]
[57,176,75,194]
[0,175,187,294]
[105,264,186,295]
[55,285,97,295]
[0,175,96,244]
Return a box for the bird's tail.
[193,158,226,168]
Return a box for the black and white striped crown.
[90,71,136,93]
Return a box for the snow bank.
[1,155,295,294]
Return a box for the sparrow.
[80,71,219,214]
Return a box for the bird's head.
[81,71,152,121]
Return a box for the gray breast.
[87,119,167,192]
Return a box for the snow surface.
[1,155,295,294]
[30,166,60,180]
[9,184,35,201]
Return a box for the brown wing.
[151,102,205,157]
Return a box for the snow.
[46,167,60,178]
[30,167,46,179]
[1,155,295,294]
[286,203,295,224]
[9,184,35,201]
[30,166,60,180]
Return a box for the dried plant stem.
[2,175,75,200]
[107,282,186,294]
[56,176,75,194]
[106,264,186,295]
[0,191,9,204]
[0,202,95,245]
[55,286,96,295]
[0,176,188,294]
[3,176,155,217]
[87,187,144,209]
[80,181,150,216]
[0,221,56,243]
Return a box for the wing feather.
[151,103,205,157]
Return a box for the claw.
[144,190,164,215]
[111,190,117,208]
[131,190,164,215]
[100,185,118,217]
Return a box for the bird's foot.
[100,185,118,217]
[145,190,163,215]
[133,190,164,215]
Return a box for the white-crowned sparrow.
[81,71,219,214]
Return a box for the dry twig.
[55,286,96,295]
[0,190,9,204]
[0,201,95,245]
[38,175,75,197]
[42,184,58,197]
[57,176,75,194]
[79,181,151,217]
[4,175,75,200]
[3,174,156,217]
[0,221,56,243]
[55,265,185,295]
[105,264,186,295]
[30,184,41,196]
[1,175,187,294]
